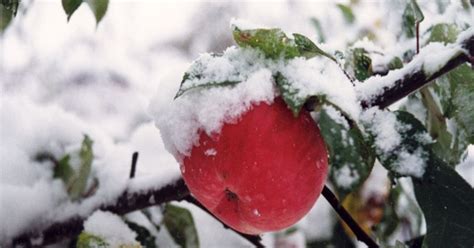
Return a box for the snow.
[356,26,472,106]
[151,42,359,161]
[84,211,138,247]
[334,164,360,189]
[230,18,270,30]
[361,108,402,154]
[361,108,431,178]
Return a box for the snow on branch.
[358,28,473,109]
[10,179,189,247]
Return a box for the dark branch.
[322,186,379,248]
[10,179,189,247]
[361,32,473,109]
[183,196,264,248]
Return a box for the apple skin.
[180,97,328,234]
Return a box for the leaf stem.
[322,186,379,248]
[183,196,265,248]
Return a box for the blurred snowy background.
[1,0,473,247]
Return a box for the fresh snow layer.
[151,44,356,160]
[356,37,466,105]
[84,211,138,247]
[0,97,180,243]
[361,108,432,178]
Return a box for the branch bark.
[10,179,189,247]
[360,30,473,109]
[183,196,264,248]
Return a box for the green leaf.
[232,27,300,59]
[0,0,19,33]
[428,23,459,44]
[85,0,108,25]
[351,48,372,81]
[125,220,157,248]
[310,17,325,43]
[319,105,375,199]
[401,0,424,38]
[293,33,336,61]
[274,72,308,117]
[69,135,94,200]
[53,154,75,186]
[62,0,83,21]
[418,88,456,168]
[175,77,240,99]
[387,56,403,70]
[413,156,474,248]
[163,204,199,248]
[410,0,424,23]
[461,0,472,11]
[402,2,416,38]
[77,232,109,248]
[336,4,355,24]
[433,64,474,164]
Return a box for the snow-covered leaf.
[428,23,458,44]
[62,0,83,21]
[402,0,424,38]
[292,33,335,61]
[274,72,309,117]
[319,105,375,198]
[85,0,108,24]
[364,110,431,178]
[163,204,199,248]
[125,220,157,248]
[175,73,240,99]
[232,27,300,59]
[69,135,94,200]
[350,48,372,81]
[77,232,109,248]
[413,156,474,248]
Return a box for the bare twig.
[129,152,139,179]
[183,196,265,248]
[322,186,379,248]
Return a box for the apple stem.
[183,195,265,248]
[129,151,139,179]
[322,185,379,248]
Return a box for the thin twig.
[129,152,139,179]
[183,196,265,248]
[322,186,379,248]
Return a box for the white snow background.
[1,0,473,247]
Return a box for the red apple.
[180,97,328,234]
